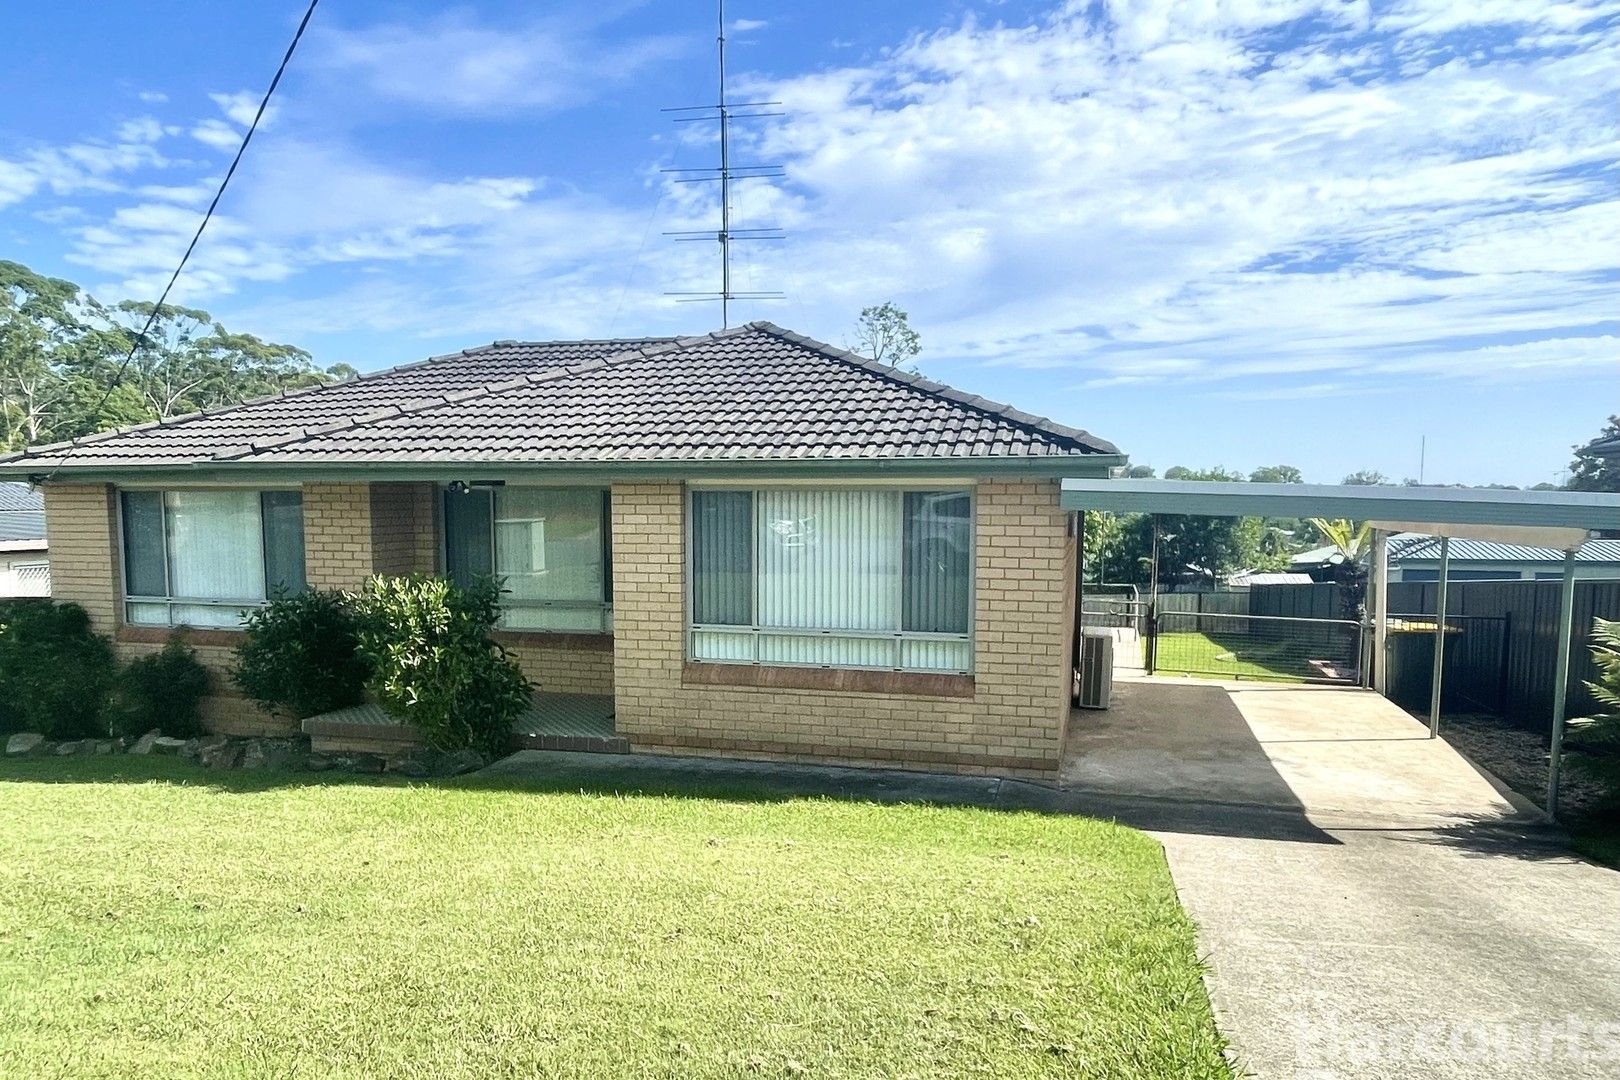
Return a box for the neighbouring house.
[0,324,1123,777]
[0,482,50,597]
[1384,533,1620,583]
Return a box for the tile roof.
[0,324,1118,472]
[1387,534,1620,564]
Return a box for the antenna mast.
[663,0,784,326]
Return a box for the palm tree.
[1307,518,1371,562]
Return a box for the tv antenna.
[663,0,784,327]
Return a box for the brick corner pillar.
[40,482,121,632]
[608,481,686,738]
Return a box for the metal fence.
[1150,610,1364,685]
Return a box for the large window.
[443,486,612,632]
[689,487,972,673]
[120,489,306,627]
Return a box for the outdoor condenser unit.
[1075,631,1114,710]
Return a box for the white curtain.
[494,488,606,631]
[165,490,265,627]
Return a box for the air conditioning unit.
[1075,630,1114,710]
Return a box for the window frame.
[684,483,976,675]
[439,484,614,634]
[116,485,306,629]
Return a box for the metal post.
[1147,514,1160,675]
[1546,550,1579,818]
[1428,536,1450,738]
[1371,529,1389,694]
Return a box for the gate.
[1150,609,1364,685]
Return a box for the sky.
[0,0,1615,486]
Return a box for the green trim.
[8,454,1124,486]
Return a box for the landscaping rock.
[390,751,435,778]
[198,741,242,770]
[435,748,486,777]
[92,740,115,755]
[179,738,202,762]
[54,740,83,756]
[241,738,307,772]
[129,730,162,755]
[305,753,334,772]
[5,733,45,756]
[330,753,385,774]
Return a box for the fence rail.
[1151,609,1364,685]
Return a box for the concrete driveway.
[1064,677,1620,1079]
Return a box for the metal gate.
[1080,587,1147,674]
[1149,609,1364,685]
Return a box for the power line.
[45,0,322,479]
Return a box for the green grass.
[0,756,1229,1079]
[1149,630,1321,682]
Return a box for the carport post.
[1371,530,1389,694]
[1428,536,1450,738]
[1545,549,1579,818]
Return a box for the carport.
[1061,480,1620,816]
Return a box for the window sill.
[491,629,614,652]
[117,625,245,647]
[681,662,974,698]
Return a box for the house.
[0,323,1122,777]
[1385,533,1620,582]
[0,482,50,597]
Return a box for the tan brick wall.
[302,482,375,591]
[609,479,1073,777]
[498,636,615,696]
[41,484,120,632]
[369,482,439,577]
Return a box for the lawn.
[0,756,1229,1079]
[1148,629,1324,683]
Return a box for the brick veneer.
[609,479,1074,777]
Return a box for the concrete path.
[1064,677,1620,1079]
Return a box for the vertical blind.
[689,487,973,672]
[121,489,305,627]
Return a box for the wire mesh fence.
[1150,610,1364,685]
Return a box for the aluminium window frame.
[684,482,976,675]
[438,483,615,634]
[115,485,304,629]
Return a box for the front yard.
[0,756,1228,1079]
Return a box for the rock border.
[3,729,485,779]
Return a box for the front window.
[688,487,972,673]
[443,486,612,632]
[120,489,306,627]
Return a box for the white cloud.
[312,10,688,115]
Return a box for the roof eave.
[7,452,1126,486]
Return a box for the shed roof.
[1386,535,1620,565]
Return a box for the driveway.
[1064,677,1620,1079]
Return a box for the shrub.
[1572,617,1620,815]
[352,575,530,760]
[113,638,211,738]
[234,589,369,719]
[0,599,117,738]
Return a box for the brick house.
[0,324,1123,777]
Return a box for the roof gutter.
[6,453,1127,486]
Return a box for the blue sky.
[1,0,1615,485]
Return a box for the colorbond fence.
[1146,579,1616,733]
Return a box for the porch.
[303,690,626,757]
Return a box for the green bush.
[114,638,211,738]
[0,600,117,738]
[1573,617,1620,815]
[233,589,369,719]
[352,575,530,760]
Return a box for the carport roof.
[1060,478,1620,545]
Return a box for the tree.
[1305,517,1372,619]
[1569,417,1620,493]
[853,302,921,369]
[1250,464,1303,484]
[1306,518,1372,561]
[1121,464,1155,479]
[1341,470,1390,486]
[1571,618,1620,817]
[0,260,339,450]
